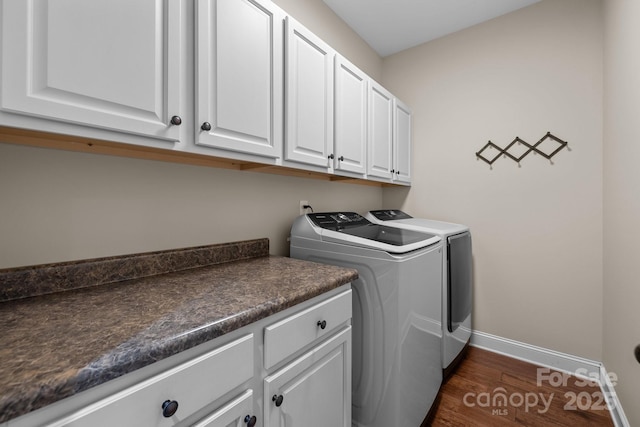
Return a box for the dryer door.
[448,232,472,333]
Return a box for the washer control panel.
[307,212,370,230]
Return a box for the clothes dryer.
[290,212,443,427]
[366,210,472,377]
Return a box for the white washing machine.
[366,210,472,377]
[290,212,443,427]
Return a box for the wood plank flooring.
[426,346,615,426]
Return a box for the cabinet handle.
[272,394,284,407]
[244,415,257,427]
[396,170,400,175]
[338,156,344,161]
[391,169,395,174]
[161,400,179,417]
[201,122,212,131]
[170,115,182,126]
[317,320,327,329]
[328,154,335,160]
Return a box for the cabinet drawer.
[192,389,253,427]
[264,289,351,369]
[49,334,254,427]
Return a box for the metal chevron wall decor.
[476,132,569,168]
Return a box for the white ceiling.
[322,0,541,57]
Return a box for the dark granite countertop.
[0,239,358,423]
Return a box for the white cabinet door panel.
[334,56,367,175]
[284,16,334,168]
[196,0,283,158]
[367,82,393,179]
[264,327,351,427]
[394,99,412,184]
[1,0,181,142]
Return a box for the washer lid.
[305,212,440,253]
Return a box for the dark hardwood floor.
[426,346,615,426]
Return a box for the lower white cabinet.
[264,327,351,427]
[7,286,352,427]
[262,289,352,427]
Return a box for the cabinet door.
[284,16,334,168]
[0,0,181,143]
[196,0,283,158]
[264,327,351,427]
[334,56,367,175]
[367,81,393,180]
[193,390,255,427]
[393,99,412,184]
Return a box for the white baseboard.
[600,364,631,427]
[470,330,630,427]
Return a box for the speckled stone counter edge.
[0,241,359,424]
[0,238,269,302]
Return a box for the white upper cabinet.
[284,16,335,168]
[0,0,411,185]
[334,55,367,176]
[367,81,394,180]
[366,81,412,185]
[393,99,412,184]
[196,0,283,159]
[0,0,182,144]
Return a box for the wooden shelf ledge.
[0,126,402,187]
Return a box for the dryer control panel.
[369,210,413,221]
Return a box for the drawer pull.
[317,320,327,330]
[170,115,182,126]
[272,394,284,407]
[161,399,179,417]
[244,415,257,426]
